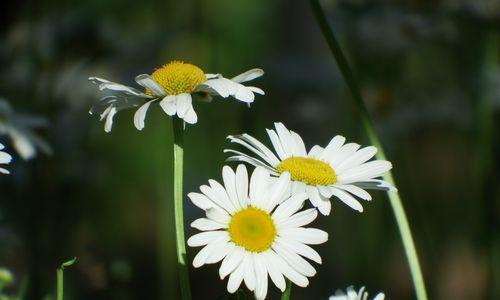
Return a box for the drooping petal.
[133,100,156,131]
[135,74,165,97]
[230,68,264,83]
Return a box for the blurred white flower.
[89,61,264,132]
[0,99,52,161]
[330,286,385,300]
[187,165,328,300]
[225,122,396,215]
[0,143,12,174]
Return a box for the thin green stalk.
[307,1,428,300]
[280,279,292,300]
[56,258,76,300]
[172,118,191,300]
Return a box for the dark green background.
[0,0,499,299]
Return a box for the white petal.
[0,151,12,164]
[274,122,295,157]
[262,251,286,292]
[328,143,360,166]
[249,167,271,207]
[353,179,396,191]
[104,106,117,133]
[193,235,230,267]
[135,74,165,97]
[199,78,231,97]
[209,179,237,213]
[268,250,309,287]
[227,134,278,167]
[201,184,233,214]
[89,77,147,97]
[272,192,308,223]
[338,160,392,183]
[319,135,345,161]
[206,207,231,224]
[187,231,227,247]
[175,94,192,118]
[308,145,324,158]
[159,95,177,116]
[261,172,290,212]
[373,292,386,300]
[222,166,241,211]
[230,68,264,83]
[191,218,227,231]
[330,187,364,212]
[188,192,213,210]
[280,228,328,245]
[335,184,372,201]
[207,242,235,265]
[242,253,256,291]
[183,106,198,124]
[334,146,377,173]
[133,100,156,131]
[290,131,307,156]
[275,237,322,264]
[307,186,331,216]
[278,208,317,230]
[219,246,245,279]
[253,254,269,300]
[235,164,249,207]
[238,133,280,165]
[227,260,245,293]
[266,129,288,160]
[272,242,316,277]
[10,129,36,160]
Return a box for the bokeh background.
[1,0,499,299]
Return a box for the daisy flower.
[187,165,328,300]
[89,61,264,132]
[224,122,396,215]
[330,286,385,300]
[0,143,12,174]
[0,99,52,161]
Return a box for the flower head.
[224,122,396,215]
[0,99,52,161]
[330,286,385,300]
[187,165,328,300]
[89,61,264,132]
[0,143,11,174]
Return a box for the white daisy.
[330,286,385,300]
[89,61,264,132]
[187,165,328,300]
[0,143,12,174]
[0,99,52,161]
[224,122,396,215]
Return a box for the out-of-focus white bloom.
[187,165,328,300]
[0,99,52,161]
[225,122,396,215]
[0,143,12,174]
[330,286,385,300]
[89,61,264,132]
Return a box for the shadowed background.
[0,0,499,299]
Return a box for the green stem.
[307,1,428,300]
[56,258,76,300]
[172,118,191,300]
[280,279,292,300]
[56,268,63,300]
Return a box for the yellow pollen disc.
[276,156,337,186]
[228,206,277,252]
[149,61,206,95]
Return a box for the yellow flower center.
[149,61,206,95]
[276,156,337,186]
[228,206,276,252]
